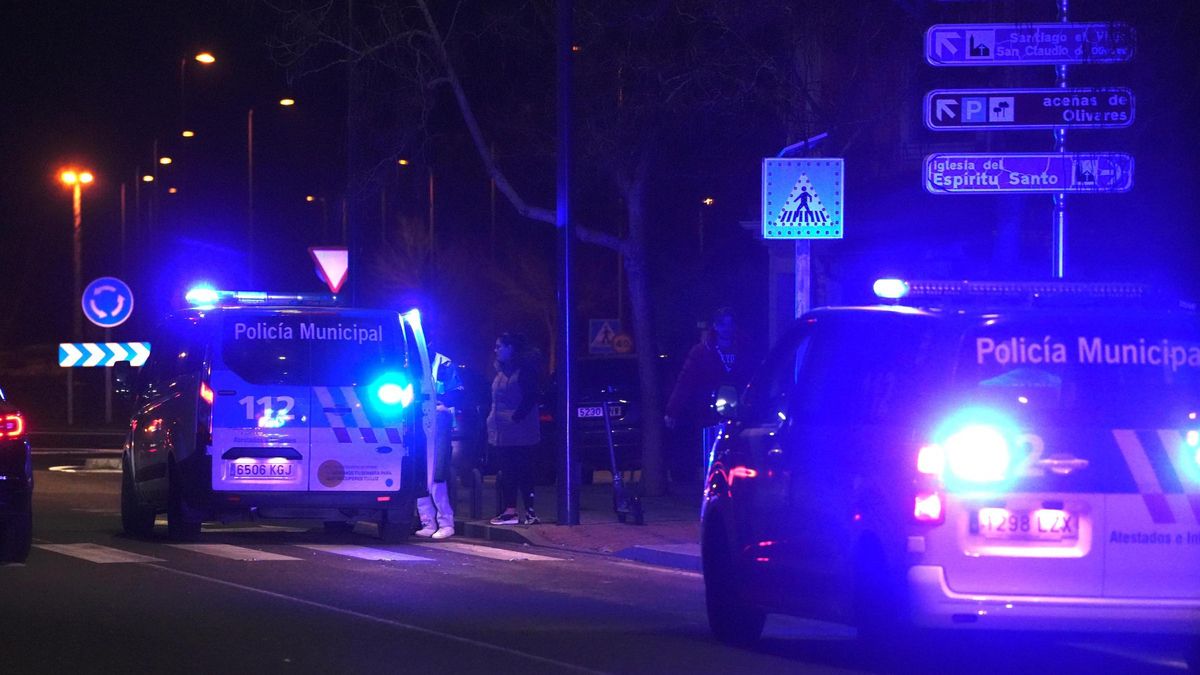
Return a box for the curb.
[613,543,702,571]
[454,519,536,546]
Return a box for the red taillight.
[913,491,944,523]
[2,413,24,438]
[197,381,214,448]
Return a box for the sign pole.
[1052,0,1069,279]
[104,328,112,424]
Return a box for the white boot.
[414,496,437,537]
[430,482,455,540]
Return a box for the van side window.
[741,327,810,426]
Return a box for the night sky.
[2,1,1199,361]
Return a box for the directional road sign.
[59,342,151,368]
[82,276,134,328]
[925,88,1134,131]
[924,153,1133,194]
[762,158,844,239]
[926,23,1135,66]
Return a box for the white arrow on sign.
[127,343,150,365]
[108,343,129,365]
[936,99,958,120]
[936,31,959,58]
[82,343,106,367]
[128,342,151,367]
[60,344,83,367]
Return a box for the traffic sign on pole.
[81,277,134,328]
[925,23,1135,66]
[762,158,844,239]
[59,342,151,367]
[309,247,349,294]
[925,88,1134,130]
[924,153,1133,194]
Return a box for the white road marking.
[414,541,562,562]
[169,544,302,561]
[296,544,433,562]
[35,543,164,564]
[611,561,702,578]
[146,564,607,675]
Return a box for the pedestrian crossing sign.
[588,319,620,355]
[762,158,844,239]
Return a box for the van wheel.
[702,518,765,647]
[0,494,32,563]
[121,460,156,537]
[378,507,410,544]
[167,464,202,541]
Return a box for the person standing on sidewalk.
[664,307,755,484]
[486,333,541,526]
[415,353,458,540]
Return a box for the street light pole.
[247,107,255,286]
[60,168,93,426]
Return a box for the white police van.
[701,280,1200,667]
[121,289,435,542]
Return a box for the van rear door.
[210,312,314,492]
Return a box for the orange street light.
[305,195,316,202]
[397,159,409,166]
[194,52,216,64]
[279,97,295,107]
[181,130,196,138]
[158,156,173,165]
[141,174,155,183]
[701,197,714,206]
[60,170,78,185]
[58,166,94,342]
[168,187,178,194]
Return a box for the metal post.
[104,328,112,424]
[68,181,82,427]
[1052,0,1069,279]
[247,108,255,286]
[556,0,579,525]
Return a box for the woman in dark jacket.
[486,333,542,525]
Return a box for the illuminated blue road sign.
[924,153,1133,194]
[59,342,151,368]
[925,88,1134,130]
[81,276,134,328]
[926,23,1135,66]
[762,158,844,239]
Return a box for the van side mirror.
[714,385,739,418]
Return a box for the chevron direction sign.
[59,342,151,368]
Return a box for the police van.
[120,289,435,542]
[701,280,1200,666]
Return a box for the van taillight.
[913,491,944,524]
[2,413,25,438]
[197,381,214,448]
[913,444,945,525]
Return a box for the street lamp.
[59,167,93,427]
[180,51,216,134]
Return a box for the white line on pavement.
[35,543,165,564]
[169,544,303,561]
[296,544,434,562]
[413,541,563,562]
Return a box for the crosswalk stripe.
[35,543,164,564]
[169,544,302,561]
[414,541,562,562]
[295,544,434,562]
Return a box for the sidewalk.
[451,472,703,571]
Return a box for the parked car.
[702,280,1200,669]
[0,386,32,563]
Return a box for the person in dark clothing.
[664,307,756,482]
[486,333,542,525]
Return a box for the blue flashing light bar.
[185,285,338,308]
[873,278,910,300]
[874,279,1150,302]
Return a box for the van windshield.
[219,312,406,386]
[954,312,1200,426]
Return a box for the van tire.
[378,507,410,544]
[167,463,202,541]
[0,494,32,563]
[702,516,765,647]
[121,460,156,537]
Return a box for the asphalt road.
[1,451,1192,674]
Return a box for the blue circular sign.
[82,277,134,328]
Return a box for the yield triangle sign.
[309,247,349,294]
